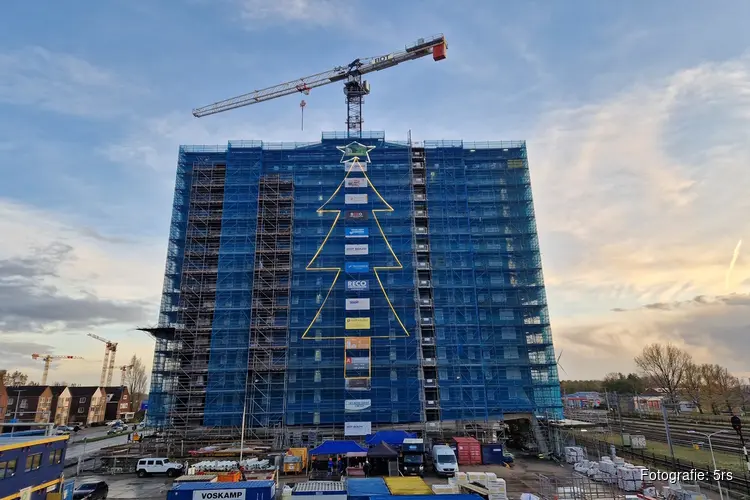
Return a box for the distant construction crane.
[87,333,118,387]
[119,364,134,387]
[193,34,447,137]
[31,354,83,385]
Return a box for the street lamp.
[688,429,727,500]
[10,390,24,437]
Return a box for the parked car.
[107,426,126,435]
[55,426,73,435]
[73,481,109,500]
[136,458,183,478]
[106,419,124,427]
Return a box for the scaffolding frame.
[169,162,226,438]
[145,133,562,449]
[408,134,440,428]
[247,175,294,444]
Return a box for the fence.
[574,436,750,499]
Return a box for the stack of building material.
[454,472,468,485]
[564,446,585,464]
[466,472,486,485]
[597,457,618,484]
[617,465,646,491]
[485,478,507,500]
[573,459,590,474]
[431,484,460,495]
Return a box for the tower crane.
[31,354,84,385]
[193,34,447,137]
[119,364,134,386]
[87,333,118,387]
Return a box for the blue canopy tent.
[310,440,367,456]
[365,430,416,446]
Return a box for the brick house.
[5,386,54,423]
[55,387,107,425]
[103,387,131,421]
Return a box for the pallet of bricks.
[441,471,507,500]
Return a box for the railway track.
[570,414,746,455]
[616,417,744,453]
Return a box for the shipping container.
[167,480,276,500]
[292,481,346,500]
[452,437,482,466]
[384,477,433,496]
[480,444,512,465]
[347,478,391,500]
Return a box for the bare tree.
[126,355,148,411]
[634,343,692,409]
[702,363,742,414]
[2,370,30,387]
[682,362,705,413]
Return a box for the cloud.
[0,46,144,118]
[235,0,352,27]
[612,293,750,312]
[0,246,150,334]
[0,198,162,383]
[528,53,750,378]
[532,53,750,307]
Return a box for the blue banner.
[346,227,369,238]
[346,262,369,273]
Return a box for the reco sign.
[192,490,246,500]
[346,280,369,291]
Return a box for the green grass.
[573,430,746,473]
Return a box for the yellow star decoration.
[301,155,410,340]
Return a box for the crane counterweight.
[192,34,447,137]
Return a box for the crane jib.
[192,33,447,127]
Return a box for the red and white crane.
[31,354,84,385]
[87,333,118,387]
[192,34,448,137]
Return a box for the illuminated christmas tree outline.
[301,142,411,340]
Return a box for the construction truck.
[400,438,426,477]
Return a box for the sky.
[1,0,749,385]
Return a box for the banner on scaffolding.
[345,399,372,412]
[344,421,371,436]
[345,177,368,188]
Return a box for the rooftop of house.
[6,386,50,398]
[67,386,102,398]
[103,386,127,402]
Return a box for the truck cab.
[400,438,425,476]
[431,444,458,477]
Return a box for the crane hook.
[300,100,307,131]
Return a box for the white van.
[136,457,183,478]
[431,445,458,476]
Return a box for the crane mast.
[193,34,447,137]
[87,333,119,386]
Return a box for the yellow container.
[385,477,433,495]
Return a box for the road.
[66,434,129,460]
[73,474,171,500]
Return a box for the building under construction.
[144,131,562,447]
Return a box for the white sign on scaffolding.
[344,421,372,436]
